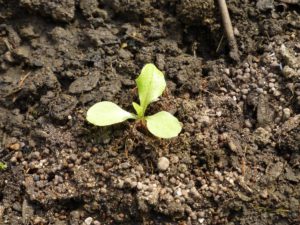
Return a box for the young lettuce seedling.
[86,63,182,138]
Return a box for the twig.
[4,38,12,51]
[3,71,31,98]
[18,72,31,87]
[217,0,240,62]
[216,34,224,53]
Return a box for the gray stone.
[157,157,170,171]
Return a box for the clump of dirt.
[20,0,75,22]
[277,115,300,153]
[0,0,300,224]
[176,0,216,26]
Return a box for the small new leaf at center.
[132,102,143,118]
[136,64,166,116]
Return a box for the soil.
[0,0,300,224]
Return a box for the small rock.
[245,119,252,128]
[224,68,230,75]
[100,187,107,194]
[84,217,93,225]
[260,189,268,199]
[174,188,182,197]
[29,151,41,160]
[3,51,14,63]
[137,182,143,190]
[13,46,30,60]
[190,187,201,198]
[257,94,274,127]
[70,210,81,223]
[273,90,281,97]
[9,143,20,151]
[157,157,170,171]
[10,156,17,163]
[266,161,284,181]
[82,152,91,159]
[283,108,291,120]
[198,218,205,223]
[285,167,299,182]
[190,212,197,220]
[117,179,124,189]
[33,216,45,224]
[256,0,274,11]
[12,202,22,212]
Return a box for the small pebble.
[169,177,176,184]
[137,182,143,190]
[198,218,205,223]
[30,151,41,160]
[283,108,291,120]
[82,152,91,159]
[93,221,101,225]
[157,157,170,171]
[245,119,252,128]
[84,217,93,225]
[190,212,197,220]
[224,68,230,75]
[273,90,281,97]
[100,187,107,194]
[9,143,20,151]
[260,189,269,199]
[216,111,222,117]
[241,89,249,94]
[10,156,17,163]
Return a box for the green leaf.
[132,102,143,117]
[136,64,166,116]
[146,111,182,139]
[87,101,136,126]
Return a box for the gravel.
[157,157,170,171]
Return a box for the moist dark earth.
[0,0,300,224]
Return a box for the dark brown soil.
[1,0,300,224]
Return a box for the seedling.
[86,63,182,138]
[0,162,7,170]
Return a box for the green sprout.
[0,162,7,170]
[86,63,182,139]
